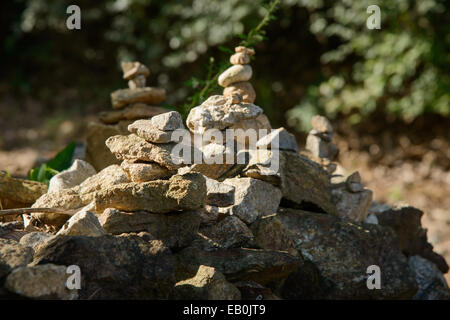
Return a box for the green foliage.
[287,0,450,131]
[29,142,76,184]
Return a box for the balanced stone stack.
[110,111,186,183]
[219,46,256,104]
[85,61,168,171]
[305,115,339,173]
[1,53,449,300]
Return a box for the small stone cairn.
[85,61,168,171]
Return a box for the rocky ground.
[0,52,449,300]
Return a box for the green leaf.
[218,46,233,54]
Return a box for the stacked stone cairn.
[0,48,449,300]
[85,61,168,171]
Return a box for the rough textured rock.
[195,205,221,225]
[230,52,251,65]
[186,95,262,134]
[121,61,150,80]
[199,216,253,249]
[99,104,167,125]
[223,82,256,103]
[32,234,176,299]
[256,127,299,152]
[48,160,96,194]
[229,114,271,136]
[205,177,235,207]
[223,177,282,224]
[94,173,206,213]
[249,214,298,257]
[0,239,34,279]
[31,165,130,226]
[106,134,184,170]
[182,163,234,180]
[305,131,338,160]
[172,265,241,300]
[149,111,184,131]
[84,122,124,171]
[311,115,333,133]
[99,209,200,249]
[128,120,180,143]
[31,189,83,227]
[276,208,418,299]
[0,171,47,209]
[121,161,173,182]
[218,65,252,87]
[374,206,449,273]
[110,87,166,109]
[56,210,106,237]
[331,184,373,222]
[279,152,338,215]
[408,255,450,300]
[175,246,301,286]
[19,232,53,251]
[5,264,78,300]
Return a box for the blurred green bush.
[2,0,449,132]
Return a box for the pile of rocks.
[85,61,168,171]
[0,50,449,300]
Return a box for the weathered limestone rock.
[32,235,175,299]
[223,177,282,224]
[57,210,106,237]
[230,52,251,65]
[331,184,373,222]
[218,65,252,87]
[195,205,221,225]
[0,171,47,209]
[5,264,78,300]
[111,87,166,109]
[128,75,146,89]
[99,104,167,125]
[48,159,96,194]
[250,214,298,257]
[346,171,364,193]
[305,131,338,160]
[235,46,255,56]
[374,205,449,273]
[256,127,299,152]
[199,216,253,249]
[0,238,34,279]
[149,111,184,131]
[229,114,272,138]
[99,209,200,249]
[31,165,130,227]
[223,82,256,103]
[175,246,301,285]
[106,134,184,170]
[205,177,235,207]
[172,265,241,300]
[186,95,262,134]
[311,115,333,133]
[408,255,450,300]
[19,232,53,251]
[121,61,150,80]
[276,208,418,299]
[121,161,173,182]
[94,173,206,213]
[84,122,125,171]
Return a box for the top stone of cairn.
[121,61,150,80]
